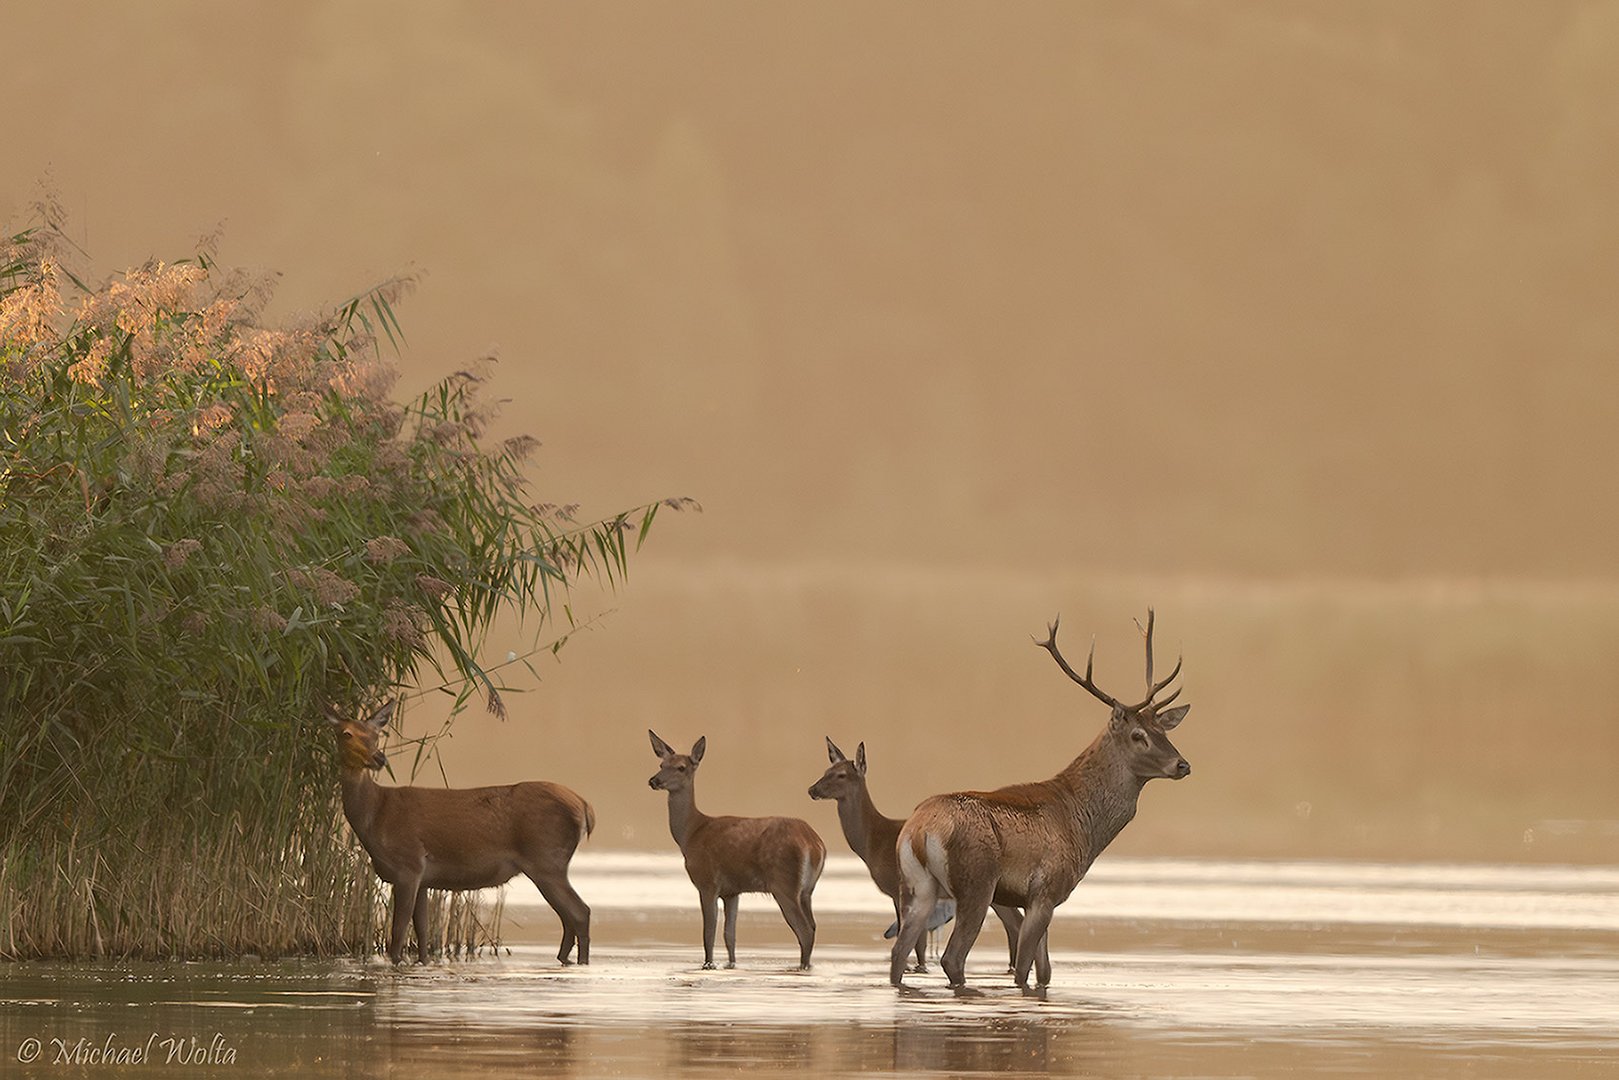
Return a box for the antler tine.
[1131,606,1184,712]
[1149,685,1182,712]
[1141,608,1156,693]
[1034,614,1125,710]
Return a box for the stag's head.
[648,730,705,794]
[326,700,392,772]
[808,737,867,801]
[1036,610,1191,782]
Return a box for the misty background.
[6,2,1616,863]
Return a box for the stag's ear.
[855,742,867,775]
[691,736,706,763]
[323,704,346,727]
[367,700,395,729]
[1157,704,1190,731]
[1108,705,1132,731]
[825,736,846,764]
[649,730,674,758]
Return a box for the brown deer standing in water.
[890,610,1191,991]
[808,737,1028,973]
[329,700,594,965]
[648,731,827,970]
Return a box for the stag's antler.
[1038,610,1183,716]
[1035,615,1126,710]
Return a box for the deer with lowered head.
[890,610,1191,991]
[648,731,827,970]
[329,700,595,965]
[808,737,1027,973]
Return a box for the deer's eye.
[1131,729,1150,746]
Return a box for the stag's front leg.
[1014,900,1056,991]
[698,888,720,969]
[941,883,993,990]
[992,903,1023,974]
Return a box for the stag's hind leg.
[940,881,994,990]
[890,874,940,985]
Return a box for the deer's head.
[648,730,704,794]
[808,737,867,801]
[326,700,392,772]
[1036,610,1191,783]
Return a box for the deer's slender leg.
[532,871,591,965]
[771,887,815,969]
[412,884,432,964]
[389,877,420,964]
[698,888,719,969]
[722,894,740,968]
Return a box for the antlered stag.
[330,700,594,964]
[890,610,1191,990]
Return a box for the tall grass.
[0,222,684,958]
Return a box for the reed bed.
[0,218,678,958]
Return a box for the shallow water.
[4,857,1616,1077]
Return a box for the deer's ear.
[691,736,706,763]
[1157,704,1190,731]
[368,700,395,729]
[855,742,867,775]
[649,730,673,758]
[825,736,845,764]
[1108,705,1132,731]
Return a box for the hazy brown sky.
[7,2,1617,861]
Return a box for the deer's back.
[370,781,591,886]
[684,815,826,897]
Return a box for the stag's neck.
[1055,734,1146,858]
[836,783,892,860]
[663,785,709,851]
[339,767,385,837]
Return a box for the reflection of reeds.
[0,224,676,958]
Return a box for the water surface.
[4,856,1616,1077]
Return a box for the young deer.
[329,700,594,965]
[648,731,827,970]
[808,737,1026,973]
[890,610,1191,991]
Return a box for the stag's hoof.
[701,961,717,970]
[724,962,737,970]
[909,963,928,974]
